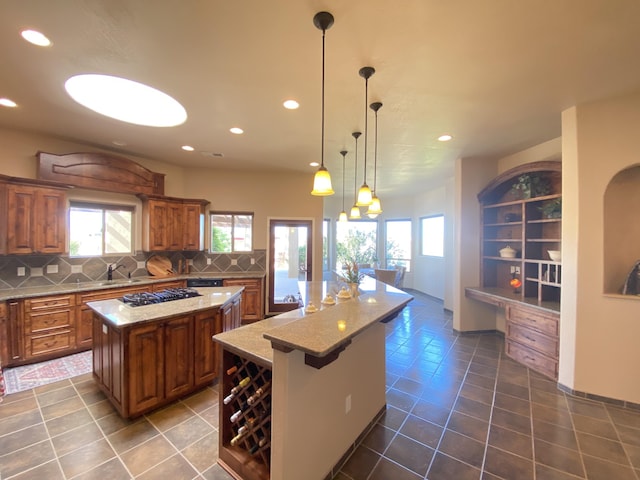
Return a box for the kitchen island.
[213,277,413,480]
[88,286,243,418]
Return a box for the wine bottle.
[223,393,235,405]
[230,409,243,423]
[226,364,239,376]
[247,381,271,405]
[230,429,248,446]
[231,376,251,395]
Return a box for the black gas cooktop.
[121,288,201,307]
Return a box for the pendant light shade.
[367,101,383,218]
[356,66,375,206]
[310,11,335,196]
[350,131,362,219]
[338,150,348,222]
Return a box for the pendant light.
[356,66,375,206]
[367,102,383,218]
[350,131,362,219]
[310,11,335,196]
[338,150,348,222]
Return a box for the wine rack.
[219,349,272,480]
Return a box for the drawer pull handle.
[523,335,535,343]
[524,355,536,362]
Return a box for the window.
[385,219,412,271]
[335,220,377,270]
[69,203,133,257]
[210,212,253,253]
[421,215,444,257]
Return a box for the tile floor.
[1,290,639,479]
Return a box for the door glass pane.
[273,225,308,305]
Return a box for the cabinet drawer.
[506,339,557,380]
[506,304,558,336]
[506,321,558,357]
[25,309,74,334]
[25,294,75,311]
[79,286,147,304]
[27,329,75,358]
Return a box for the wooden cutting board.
[146,255,174,277]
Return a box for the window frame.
[420,214,445,257]
[68,201,135,257]
[209,211,254,253]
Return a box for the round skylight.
[64,74,187,127]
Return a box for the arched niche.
[603,164,640,294]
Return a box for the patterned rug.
[2,351,92,394]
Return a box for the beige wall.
[560,91,640,403]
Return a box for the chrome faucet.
[107,264,125,281]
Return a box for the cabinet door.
[147,200,169,250]
[6,300,23,363]
[36,188,66,253]
[78,306,94,348]
[221,303,233,332]
[0,302,7,365]
[128,324,164,416]
[166,201,183,251]
[164,316,194,399]
[223,278,264,322]
[232,297,242,330]
[6,184,37,254]
[182,202,202,251]
[194,309,221,384]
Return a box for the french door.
[268,219,312,314]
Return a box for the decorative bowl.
[548,250,561,262]
[499,245,517,258]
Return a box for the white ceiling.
[2,1,640,198]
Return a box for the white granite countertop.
[213,276,413,366]
[87,286,243,327]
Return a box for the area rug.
[2,351,92,395]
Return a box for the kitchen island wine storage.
[213,277,413,480]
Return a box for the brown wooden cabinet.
[23,294,76,360]
[151,279,185,291]
[221,295,242,332]
[139,194,208,251]
[194,308,222,384]
[0,177,69,255]
[223,278,264,323]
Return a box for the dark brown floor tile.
[368,456,422,480]
[79,387,108,406]
[460,382,495,406]
[531,389,568,410]
[485,445,535,479]
[0,408,43,436]
[46,407,93,437]
[582,454,637,480]
[488,424,533,459]
[181,432,219,473]
[468,362,498,378]
[617,423,640,447]
[411,399,451,426]
[496,380,529,400]
[33,378,72,394]
[576,431,629,464]
[534,438,585,477]
[532,419,578,450]
[471,354,499,368]
[384,433,433,476]
[427,452,481,480]
[180,386,218,413]
[107,418,160,454]
[87,398,117,419]
[565,397,608,420]
[446,410,489,442]
[530,375,560,393]
[377,405,408,431]
[497,371,529,387]
[362,423,396,453]
[97,411,137,435]
[607,405,640,430]
[625,443,640,469]
[0,422,48,454]
[531,403,573,429]
[36,384,78,407]
[341,445,381,480]
[0,439,55,478]
[491,406,531,435]
[438,429,485,468]
[164,415,214,451]
[147,401,196,432]
[454,395,492,422]
[203,463,236,480]
[535,463,586,480]
[420,385,459,408]
[1,389,35,405]
[73,456,131,480]
[10,459,65,480]
[571,412,618,440]
[499,359,529,377]
[200,403,220,428]
[399,414,443,448]
[393,377,426,396]
[386,388,418,412]
[71,372,94,384]
[0,395,38,417]
[120,434,179,476]
[40,395,85,421]
[51,421,105,456]
[481,472,504,480]
[58,438,116,478]
[465,372,497,390]
[494,391,531,416]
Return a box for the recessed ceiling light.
[65,74,187,127]
[283,100,299,110]
[309,162,319,167]
[182,145,194,151]
[438,134,453,142]
[0,98,17,108]
[230,127,244,134]
[21,29,51,47]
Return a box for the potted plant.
[539,198,562,218]
[511,174,551,199]
[340,260,364,296]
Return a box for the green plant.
[539,198,562,218]
[510,174,551,199]
[340,260,364,284]
[336,230,377,266]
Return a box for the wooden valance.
[37,151,165,196]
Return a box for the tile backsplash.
[0,250,266,290]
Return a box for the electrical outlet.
[510,266,515,274]
[250,258,255,265]
[345,394,351,414]
[17,266,25,276]
[206,257,212,265]
[514,266,521,275]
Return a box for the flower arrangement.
[341,260,364,284]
